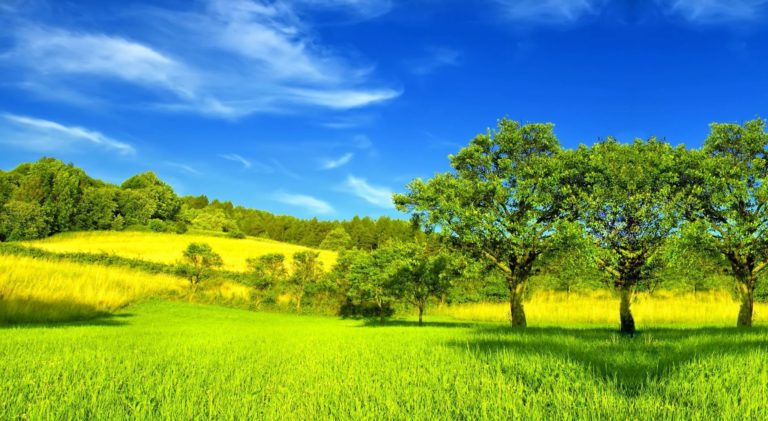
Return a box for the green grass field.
[2,300,767,420]
[3,231,768,419]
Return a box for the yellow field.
[21,231,337,272]
[436,290,768,326]
[0,255,186,323]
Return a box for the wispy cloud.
[407,47,462,76]
[165,162,202,175]
[344,175,393,208]
[1,113,135,155]
[660,0,768,23]
[271,159,302,180]
[2,0,401,118]
[493,0,598,23]
[274,192,334,214]
[218,153,252,169]
[320,152,354,170]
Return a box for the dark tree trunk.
[508,279,527,328]
[619,285,635,335]
[737,280,755,328]
[418,305,424,326]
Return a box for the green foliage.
[319,227,353,251]
[396,119,569,327]
[569,138,687,333]
[684,118,768,326]
[246,253,288,306]
[0,200,49,241]
[290,251,324,311]
[179,243,223,289]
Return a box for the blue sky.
[1,0,767,220]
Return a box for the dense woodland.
[3,117,768,333]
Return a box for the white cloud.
[407,47,462,76]
[320,152,354,169]
[344,175,393,208]
[2,0,401,118]
[1,113,135,155]
[218,153,252,168]
[275,192,334,214]
[493,0,597,23]
[165,162,202,175]
[661,0,768,23]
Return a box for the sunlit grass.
[436,290,768,327]
[1,300,767,419]
[0,255,186,323]
[21,230,337,272]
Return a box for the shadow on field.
[0,298,131,328]
[448,325,768,396]
[360,319,478,329]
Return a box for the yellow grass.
[435,290,768,327]
[22,231,337,272]
[0,255,186,323]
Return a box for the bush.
[148,219,169,232]
[174,221,189,234]
[226,230,246,239]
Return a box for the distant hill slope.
[21,230,337,272]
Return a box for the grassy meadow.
[1,300,767,419]
[21,230,337,272]
[2,230,768,419]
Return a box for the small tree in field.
[388,241,452,326]
[246,253,288,307]
[180,243,223,292]
[290,251,323,312]
[344,248,401,320]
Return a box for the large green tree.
[571,138,685,334]
[685,119,768,327]
[395,119,568,327]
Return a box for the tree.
[290,251,323,312]
[571,138,685,334]
[345,248,401,320]
[319,227,353,251]
[684,119,768,327]
[0,200,49,241]
[246,253,288,307]
[179,243,223,292]
[395,119,568,327]
[388,241,452,326]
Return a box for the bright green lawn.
[2,301,767,420]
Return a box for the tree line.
[395,118,768,334]
[0,158,415,249]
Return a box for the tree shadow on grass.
[358,319,479,329]
[448,325,768,397]
[0,298,132,328]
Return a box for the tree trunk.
[619,285,635,335]
[737,280,755,328]
[295,293,303,312]
[418,305,424,326]
[508,279,527,328]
